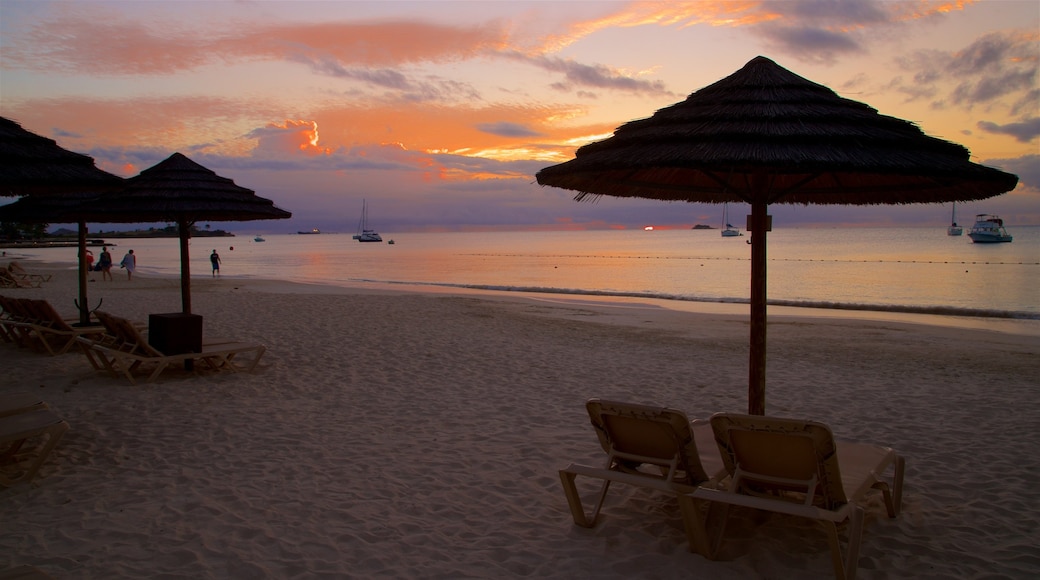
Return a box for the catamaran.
[721,203,742,237]
[353,200,382,243]
[947,203,963,236]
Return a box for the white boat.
[352,200,382,243]
[947,203,963,236]
[967,214,1012,243]
[721,204,742,237]
[254,235,266,242]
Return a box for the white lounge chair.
[559,399,725,555]
[685,413,904,580]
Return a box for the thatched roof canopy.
[0,116,124,196]
[0,191,101,224]
[81,152,291,224]
[536,56,1018,205]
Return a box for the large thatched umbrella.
[536,56,1019,415]
[0,116,125,325]
[76,152,291,314]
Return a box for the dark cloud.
[503,52,671,96]
[758,25,863,63]
[893,31,1038,109]
[977,118,1040,143]
[988,154,1039,189]
[475,122,543,138]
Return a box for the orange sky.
[1,0,1037,231]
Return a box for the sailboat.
[352,199,382,243]
[721,203,742,237]
[947,202,963,236]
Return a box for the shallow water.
[10,225,1039,319]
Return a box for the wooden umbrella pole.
[748,191,770,415]
[179,218,192,314]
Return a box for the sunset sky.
[1,0,1037,233]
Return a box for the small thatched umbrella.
[0,116,125,325]
[536,56,1018,415]
[76,152,291,314]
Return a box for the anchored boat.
[967,214,1012,243]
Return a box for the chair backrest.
[586,398,709,486]
[94,311,161,356]
[710,413,848,509]
[27,300,73,331]
[2,297,33,320]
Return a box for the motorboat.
[947,203,962,236]
[352,199,382,243]
[298,228,321,235]
[967,214,1012,243]
[254,236,266,242]
[721,203,743,237]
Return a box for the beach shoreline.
[2,260,1038,578]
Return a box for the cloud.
[988,154,1040,189]
[977,118,1040,143]
[756,25,863,62]
[475,122,544,138]
[505,52,672,96]
[893,30,1039,109]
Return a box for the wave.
[358,279,1040,320]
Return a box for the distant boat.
[254,236,266,242]
[721,204,743,237]
[691,224,714,230]
[967,214,1012,243]
[947,203,963,236]
[298,228,321,235]
[352,200,382,243]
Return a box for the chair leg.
[558,469,610,528]
[677,495,713,558]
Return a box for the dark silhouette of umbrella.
[0,116,125,324]
[76,152,291,314]
[536,56,1018,415]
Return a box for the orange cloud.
[4,12,511,75]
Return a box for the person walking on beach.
[120,249,136,281]
[210,249,221,277]
[98,247,113,281]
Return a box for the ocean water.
[12,226,1039,319]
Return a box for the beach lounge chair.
[7,262,51,283]
[0,295,35,347]
[0,269,40,289]
[558,399,726,556]
[78,311,266,384]
[0,409,69,486]
[19,299,104,355]
[685,413,905,580]
[0,392,49,419]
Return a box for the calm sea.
[12,226,1039,319]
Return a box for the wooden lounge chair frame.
[7,262,52,283]
[0,409,69,486]
[684,413,904,580]
[0,392,49,419]
[559,399,725,556]
[0,295,39,348]
[78,311,266,384]
[22,299,103,355]
[0,269,41,289]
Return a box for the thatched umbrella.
[76,152,291,314]
[0,116,125,325]
[536,56,1019,415]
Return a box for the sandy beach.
[1,261,1038,579]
